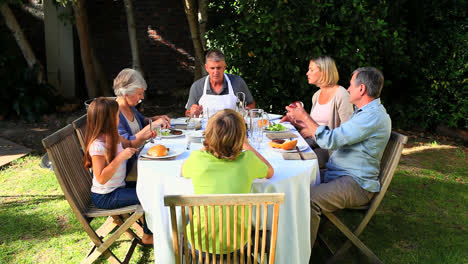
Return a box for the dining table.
[136,118,320,264]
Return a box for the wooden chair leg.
[122,238,139,264]
[324,212,382,264]
[113,215,142,241]
[96,216,118,237]
[86,212,143,264]
[82,245,120,264]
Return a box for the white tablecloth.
[136,131,319,264]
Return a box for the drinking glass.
[187,114,197,131]
[249,109,266,149]
[154,125,162,141]
[201,107,210,129]
[236,92,246,113]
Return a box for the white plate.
[160,129,185,138]
[270,144,308,153]
[170,117,188,125]
[141,145,185,159]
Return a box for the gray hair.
[113,68,147,97]
[352,67,384,98]
[205,49,225,63]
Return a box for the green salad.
[265,123,288,131]
[160,130,171,136]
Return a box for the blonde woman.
[283,56,353,167]
[181,109,273,255]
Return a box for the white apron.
[198,73,237,116]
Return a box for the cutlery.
[296,146,305,160]
[149,120,154,143]
[186,141,191,150]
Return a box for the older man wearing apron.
[185,50,255,117]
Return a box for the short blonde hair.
[203,109,246,161]
[311,56,339,86]
[113,68,147,97]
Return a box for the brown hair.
[203,109,246,161]
[83,97,121,168]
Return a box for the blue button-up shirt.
[315,99,391,192]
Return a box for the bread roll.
[148,144,168,157]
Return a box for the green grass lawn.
[1,138,466,263]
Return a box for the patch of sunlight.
[402,144,456,155]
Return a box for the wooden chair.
[318,131,408,264]
[72,113,87,152]
[42,124,144,264]
[164,193,285,264]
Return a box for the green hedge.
[207,0,467,129]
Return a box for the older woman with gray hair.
[114,68,170,141]
[114,68,171,179]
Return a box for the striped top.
[90,138,126,194]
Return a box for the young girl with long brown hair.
[83,97,153,244]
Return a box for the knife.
[296,146,305,160]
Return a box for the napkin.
[282,152,317,160]
[266,132,298,140]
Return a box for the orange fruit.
[281,140,297,150]
[257,119,269,127]
[269,141,282,148]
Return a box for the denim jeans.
[92,187,152,234]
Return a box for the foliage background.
[206,0,467,129]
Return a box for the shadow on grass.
[0,194,64,208]
[313,164,467,264]
[0,194,84,244]
[399,147,467,180]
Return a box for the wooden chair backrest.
[351,131,407,232]
[373,131,408,207]
[42,124,93,216]
[72,114,87,152]
[164,193,285,264]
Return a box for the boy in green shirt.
[182,109,274,255]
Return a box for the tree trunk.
[197,0,207,49]
[123,0,143,76]
[182,0,205,80]
[73,0,109,98]
[0,3,44,83]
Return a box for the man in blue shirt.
[285,67,391,248]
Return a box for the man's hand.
[189,104,203,117]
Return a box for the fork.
[149,119,154,143]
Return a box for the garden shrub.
[0,58,60,121]
[207,0,467,129]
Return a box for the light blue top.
[315,99,391,192]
